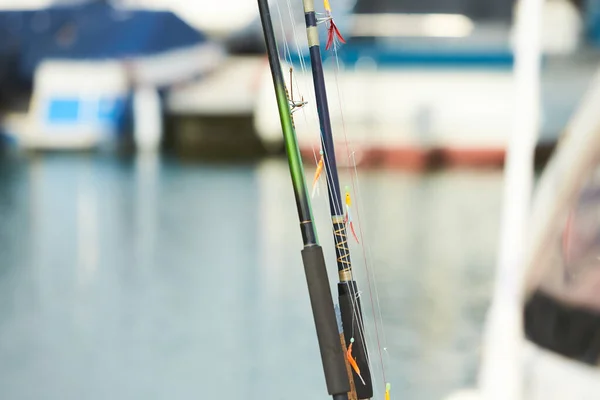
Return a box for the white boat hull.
[252,57,595,167]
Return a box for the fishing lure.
[385,382,391,400]
[346,338,366,386]
[323,0,346,50]
[311,150,324,198]
[344,186,360,243]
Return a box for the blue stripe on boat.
[289,44,514,68]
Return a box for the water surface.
[0,153,501,400]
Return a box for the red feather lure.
[326,20,346,50]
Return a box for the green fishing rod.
[299,0,374,398]
[257,0,351,399]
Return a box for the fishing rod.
[257,0,351,399]
[299,0,374,398]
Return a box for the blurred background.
[0,0,598,399]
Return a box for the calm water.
[0,153,502,400]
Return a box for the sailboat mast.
[257,0,350,399]
[300,0,374,398]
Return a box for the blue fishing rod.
[299,0,374,398]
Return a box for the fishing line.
[329,34,390,388]
[276,0,380,396]
[311,0,377,371]
[273,1,292,66]
[274,0,323,187]
[275,0,302,110]
[277,0,346,220]
[311,34,382,400]
[278,0,323,171]
[278,0,352,256]
[274,0,344,220]
[275,6,358,349]
[276,4,365,382]
[283,0,311,84]
[351,152,391,382]
[342,70,389,396]
[274,0,307,115]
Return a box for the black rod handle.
[302,245,351,396]
[339,282,374,399]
